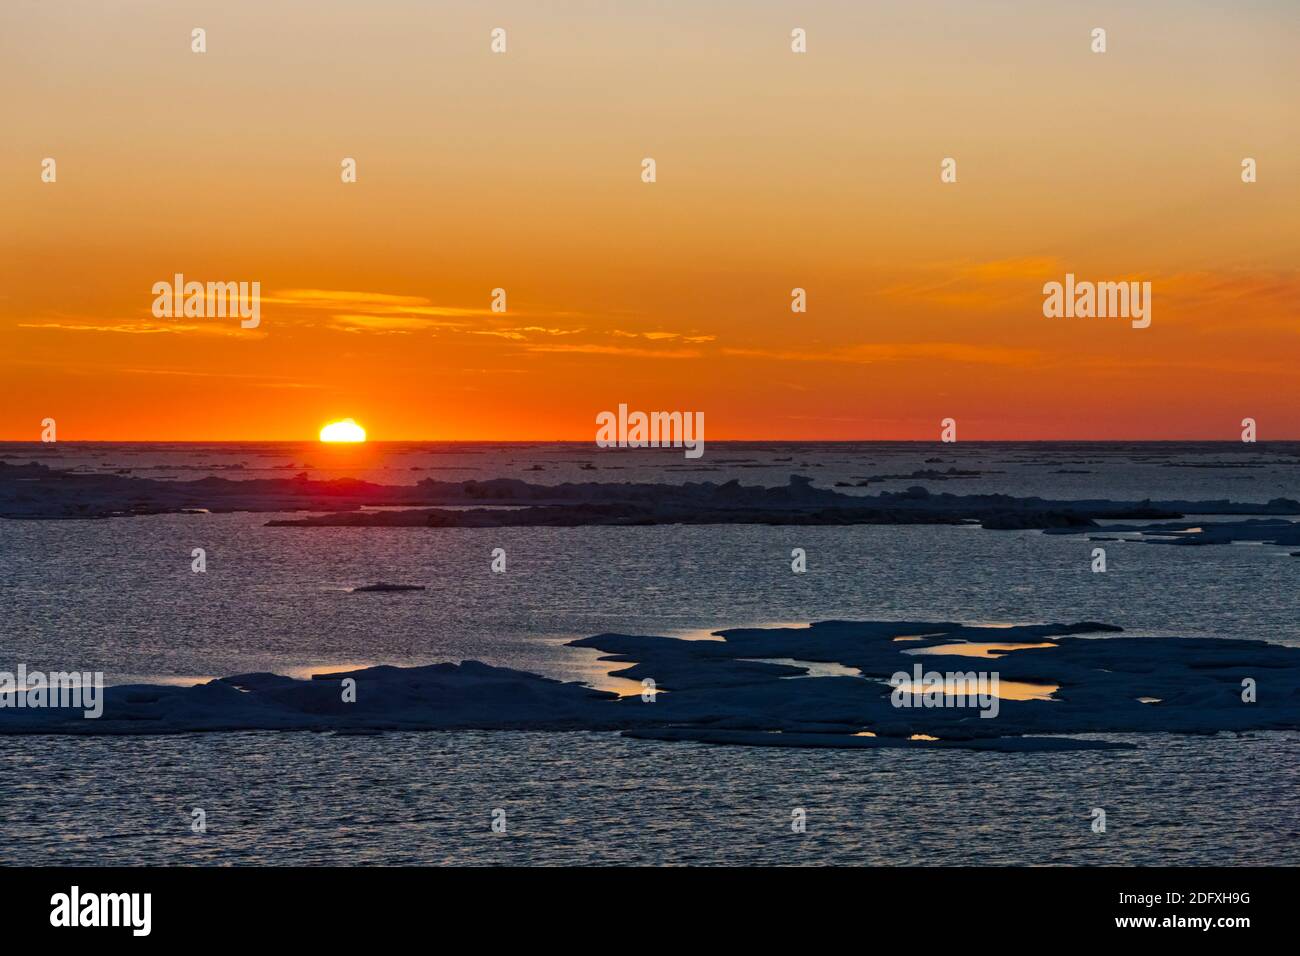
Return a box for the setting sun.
[319,419,367,443]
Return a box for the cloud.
[1154,270,1300,330]
[721,342,1041,366]
[525,343,705,359]
[116,367,317,386]
[267,288,492,333]
[266,289,434,307]
[330,314,435,333]
[17,322,240,336]
[268,290,723,355]
[470,326,585,341]
[608,330,716,343]
[877,256,1065,310]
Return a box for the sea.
[1,441,1297,865]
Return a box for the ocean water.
[1,442,1297,865]
[2,731,1296,866]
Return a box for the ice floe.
[4,620,1296,753]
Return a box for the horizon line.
[2,437,1298,445]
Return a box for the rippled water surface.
[2,731,1296,866]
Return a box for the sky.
[2,0,1297,440]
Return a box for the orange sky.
[2,1,1297,440]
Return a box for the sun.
[319,419,367,443]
